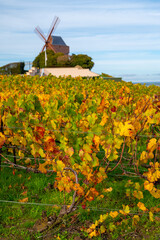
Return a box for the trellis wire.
[0,164,157,194]
[2,125,160,138]
[1,161,148,174]
[1,115,159,170]
[1,153,151,170]
[0,199,159,216]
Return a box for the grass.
[0,158,160,239]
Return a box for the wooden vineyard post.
[13,147,16,164]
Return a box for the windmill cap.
[52,36,67,46]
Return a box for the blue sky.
[1,0,160,80]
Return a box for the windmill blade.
[47,16,60,41]
[41,44,46,53]
[48,42,57,53]
[47,16,57,37]
[34,26,47,42]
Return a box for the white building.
[27,66,99,78]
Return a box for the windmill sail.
[34,16,69,55]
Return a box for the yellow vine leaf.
[147,138,157,152]
[125,180,134,187]
[19,197,28,203]
[84,152,92,162]
[125,86,130,93]
[150,207,160,213]
[20,137,27,146]
[99,225,106,234]
[109,223,116,232]
[145,108,157,124]
[98,214,108,223]
[96,167,107,183]
[87,113,97,126]
[83,144,92,153]
[143,171,156,183]
[93,135,100,150]
[18,150,24,159]
[25,158,31,164]
[118,121,134,137]
[144,181,154,192]
[135,182,141,190]
[104,146,112,158]
[150,188,160,199]
[143,162,160,183]
[73,184,84,195]
[126,189,131,197]
[97,97,106,113]
[148,152,154,159]
[119,205,130,215]
[56,160,65,171]
[89,223,96,231]
[114,138,123,149]
[137,202,148,211]
[149,211,154,222]
[108,149,119,161]
[94,220,99,227]
[79,149,84,157]
[92,153,99,167]
[104,187,113,193]
[109,211,119,218]
[30,143,39,156]
[89,230,97,237]
[155,161,160,169]
[123,205,130,214]
[0,132,5,147]
[132,215,140,226]
[51,120,56,129]
[66,147,74,157]
[38,163,47,174]
[87,172,93,181]
[133,190,143,199]
[56,181,64,192]
[100,112,108,126]
[140,151,148,163]
[39,148,45,158]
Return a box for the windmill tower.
[34,16,69,66]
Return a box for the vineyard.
[0,74,160,239]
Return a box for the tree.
[70,54,94,70]
[32,51,94,69]
[0,62,25,75]
[57,55,70,67]
[32,50,63,68]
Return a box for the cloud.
[94,59,160,75]
[68,33,160,53]
[1,0,160,35]
[1,0,160,76]
[1,0,160,32]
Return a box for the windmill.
[34,16,69,67]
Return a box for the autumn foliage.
[0,74,160,237]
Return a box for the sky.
[1,0,160,81]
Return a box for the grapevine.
[0,74,160,238]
